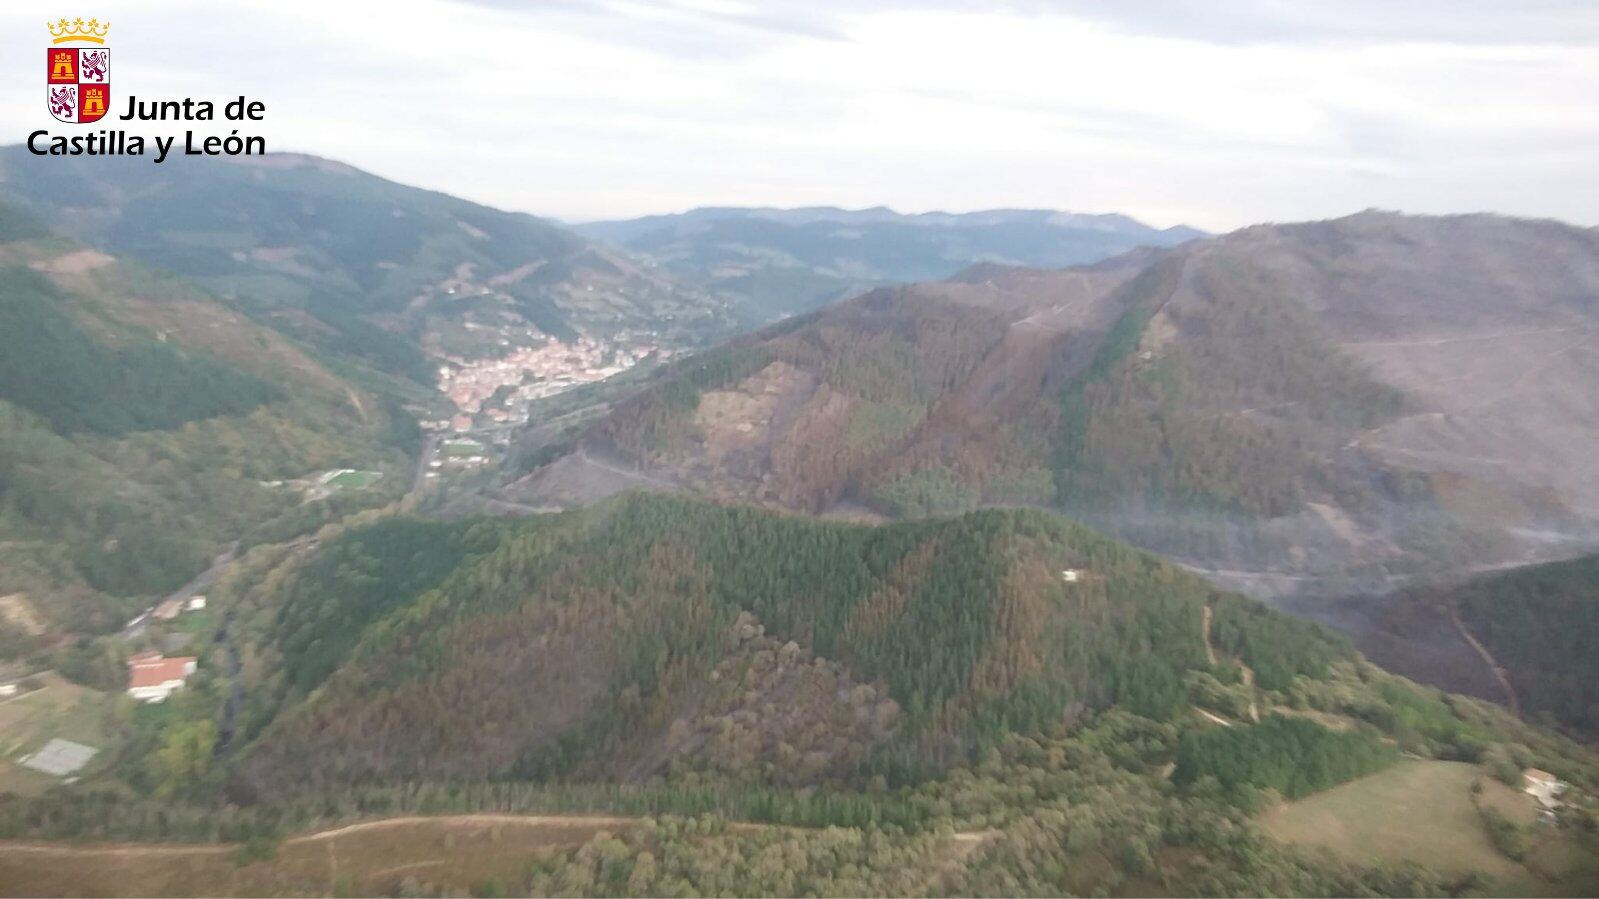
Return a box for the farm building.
[186,595,207,611]
[1523,768,1568,808]
[127,654,198,703]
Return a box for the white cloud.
[2,0,1596,231]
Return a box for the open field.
[1260,759,1594,896]
[0,814,644,897]
[0,808,1004,897]
[326,470,383,489]
[0,759,52,798]
[0,673,112,797]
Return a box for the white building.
[1524,768,1568,809]
[127,655,198,703]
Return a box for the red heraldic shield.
[46,46,110,123]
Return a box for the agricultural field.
[1261,759,1595,896]
[0,814,640,897]
[0,674,115,797]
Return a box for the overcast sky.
[5,0,1598,231]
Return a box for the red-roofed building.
[127,654,197,703]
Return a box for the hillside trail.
[0,811,998,862]
[1446,605,1522,717]
[295,813,642,843]
[1200,604,1258,722]
[574,448,680,489]
[1240,664,1260,723]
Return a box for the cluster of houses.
[427,332,665,431]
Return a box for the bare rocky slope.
[510,211,1599,602]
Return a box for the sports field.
[326,469,382,489]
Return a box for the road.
[411,433,440,496]
[121,543,239,641]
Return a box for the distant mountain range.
[0,150,1210,643]
[515,211,1599,603]
[0,152,1194,389]
[4,154,1599,896]
[0,149,739,388]
[574,206,1204,320]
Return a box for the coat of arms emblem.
[46,17,111,124]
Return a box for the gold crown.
[48,17,110,44]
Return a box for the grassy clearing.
[0,673,113,797]
[0,760,52,798]
[1260,759,1566,896]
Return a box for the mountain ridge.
[573,204,1205,320]
[0,148,739,389]
[0,199,413,640]
[511,209,1599,603]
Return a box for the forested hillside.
[0,203,412,644]
[1344,552,1599,742]
[513,212,1599,603]
[0,149,736,385]
[6,494,1599,896]
[214,492,1469,798]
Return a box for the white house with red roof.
[126,653,197,703]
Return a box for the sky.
[4,0,1598,232]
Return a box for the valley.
[4,148,1599,898]
[11,0,1599,893]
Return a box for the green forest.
[227,494,1355,795]
[1173,714,1398,798]
[1403,553,1599,740]
[1052,255,1407,517]
[0,213,415,634]
[3,495,1599,895]
[0,267,280,436]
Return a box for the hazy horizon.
[5,1,1597,232]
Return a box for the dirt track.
[0,811,993,897]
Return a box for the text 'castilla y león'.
[29,95,269,164]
